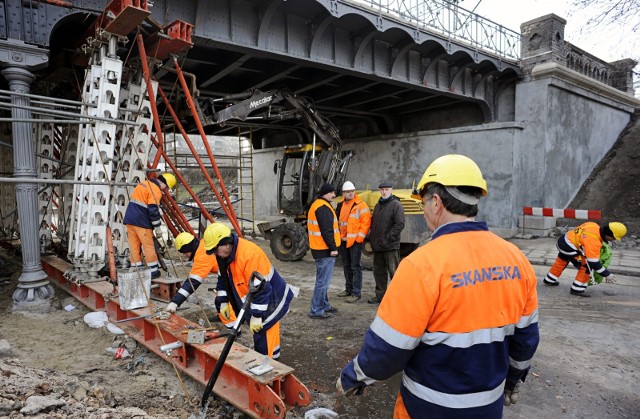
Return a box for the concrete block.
[518,215,556,236]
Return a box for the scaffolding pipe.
[0,96,83,111]
[0,119,108,124]
[0,177,138,186]
[0,103,138,125]
[171,58,243,237]
[0,88,97,107]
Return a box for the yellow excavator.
[198,88,353,261]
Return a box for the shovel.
[197,271,266,418]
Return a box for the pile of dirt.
[570,109,640,236]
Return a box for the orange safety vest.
[339,194,371,247]
[567,221,603,263]
[307,198,340,250]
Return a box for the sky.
[462,0,639,63]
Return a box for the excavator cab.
[266,144,352,261]
[276,144,322,216]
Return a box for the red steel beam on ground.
[41,256,311,418]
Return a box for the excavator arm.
[198,89,342,150]
[197,88,353,262]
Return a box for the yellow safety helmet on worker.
[412,154,487,199]
[159,173,177,189]
[175,232,195,252]
[608,222,626,240]
[204,223,232,251]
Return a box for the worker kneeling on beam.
[543,221,626,297]
[337,154,539,417]
[167,224,297,360]
[123,173,176,280]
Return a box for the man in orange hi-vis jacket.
[337,154,539,418]
[543,221,626,296]
[336,181,371,303]
[123,173,176,279]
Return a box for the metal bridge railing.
[353,0,521,61]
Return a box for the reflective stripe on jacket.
[123,180,163,229]
[565,221,608,275]
[171,240,219,306]
[340,221,539,418]
[214,235,294,330]
[308,198,340,251]
[337,194,371,247]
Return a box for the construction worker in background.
[308,183,341,319]
[367,181,405,304]
[543,221,626,297]
[336,181,371,303]
[185,223,296,359]
[166,232,218,310]
[337,154,539,417]
[123,173,176,279]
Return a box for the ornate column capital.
[1,66,35,91]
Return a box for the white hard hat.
[342,181,356,191]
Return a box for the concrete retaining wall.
[252,63,637,238]
[253,123,523,236]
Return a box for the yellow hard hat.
[160,173,177,189]
[175,232,195,252]
[608,222,627,240]
[412,154,487,199]
[203,223,232,250]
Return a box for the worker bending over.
[123,173,176,279]
[165,232,215,312]
[544,221,626,297]
[167,224,296,359]
[337,154,539,417]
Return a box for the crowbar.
[197,271,266,417]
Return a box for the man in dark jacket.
[368,181,405,304]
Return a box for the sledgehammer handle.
[199,271,265,412]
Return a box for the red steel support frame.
[137,34,244,235]
[41,256,311,418]
[155,86,240,227]
[172,58,244,236]
[148,133,213,228]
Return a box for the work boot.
[150,270,161,280]
[337,290,351,297]
[346,295,361,303]
[308,312,333,319]
[570,289,590,297]
[543,279,559,286]
[367,296,381,304]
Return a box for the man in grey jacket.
[367,181,405,304]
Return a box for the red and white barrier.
[522,207,601,220]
